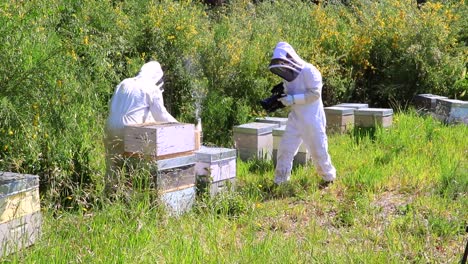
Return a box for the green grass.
[2,112,467,263]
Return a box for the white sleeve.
[303,67,322,104]
[146,90,178,123]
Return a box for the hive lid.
[233,122,279,135]
[195,146,237,163]
[334,103,369,109]
[324,106,354,115]
[415,94,448,99]
[272,125,287,136]
[155,154,196,170]
[354,108,393,116]
[436,98,468,108]
[0,172,39,198]
[255,117,288,126]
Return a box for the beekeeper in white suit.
[104,61,177,189]
[268,42,336,185]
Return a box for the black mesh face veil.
[269,58,300,82]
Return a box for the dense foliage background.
[0,0,466,209]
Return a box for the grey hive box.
[129,154,197,192]
[233,122,279,161]
[1,172,41,257]
[413,94,448,113]
[255,117,288,126]
[127,154,197,216]
[433,98,468,125]
[354,108,393,128]
[334,103,369,109]
[124,122,195,159]
[195,147,237,196]
[324,106,355,133]
[272,126,310,166]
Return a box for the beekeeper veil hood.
[268,42,305,82]
[136,61,165,90]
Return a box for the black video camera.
[260,83,286,113]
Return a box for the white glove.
[278,95,294,106]
[278,94,306,106]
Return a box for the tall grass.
[2,111,467,263]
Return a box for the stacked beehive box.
[233,122,279,161]
[195,147,237,197]
[324,106,355,133]
[124,122,197,215]
[272,126,310,166]
[1,172,41,257]
[433,98,468,125]
[354,108,394,128]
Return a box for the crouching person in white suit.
[268,42,336,186]
[104,61,178,193]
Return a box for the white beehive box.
[272,126,310,166]
[334,103,369,109]
[255,117,288,126]
[434,98,468,125]
[160,185,196,216]
[124,122,195,158]
[324,106,355,133]
[233,122,278,161]
[195,147,237,196]
[0,172,41,257]
[413,94,448,113]
[354,108,393,128]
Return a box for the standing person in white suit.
[104,61,177,191]
[268,42,336,186]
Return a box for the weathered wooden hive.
[233,122,279,161]
[433,98,468,125]
[124,122,195,159]
[272,126,310,166]
[195,147,237,197]
[413,94,448,113]
[354,108,394,128]
[324,106,355,133]
[1,172,41,257]
[124,122,197,215]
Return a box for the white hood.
[269,42,305,74]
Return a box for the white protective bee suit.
[269,42,336,184]
[104,61,177,181]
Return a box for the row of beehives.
[413,94,468,125]
[233,103,394,163]
[123,123,237,216]
[1,172,41,258]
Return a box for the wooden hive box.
[1,172,41,257]
[272,126,310,166]
[233,122,278,161]
[334,103,369,109]
[354,108,393,128]
[434,98,468,125]
[324,106,355,133]
[124,122,195,159]
[195,147,237,196]
[254,117,288,126]
[129,154,196,192]
[413,94,448,113]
